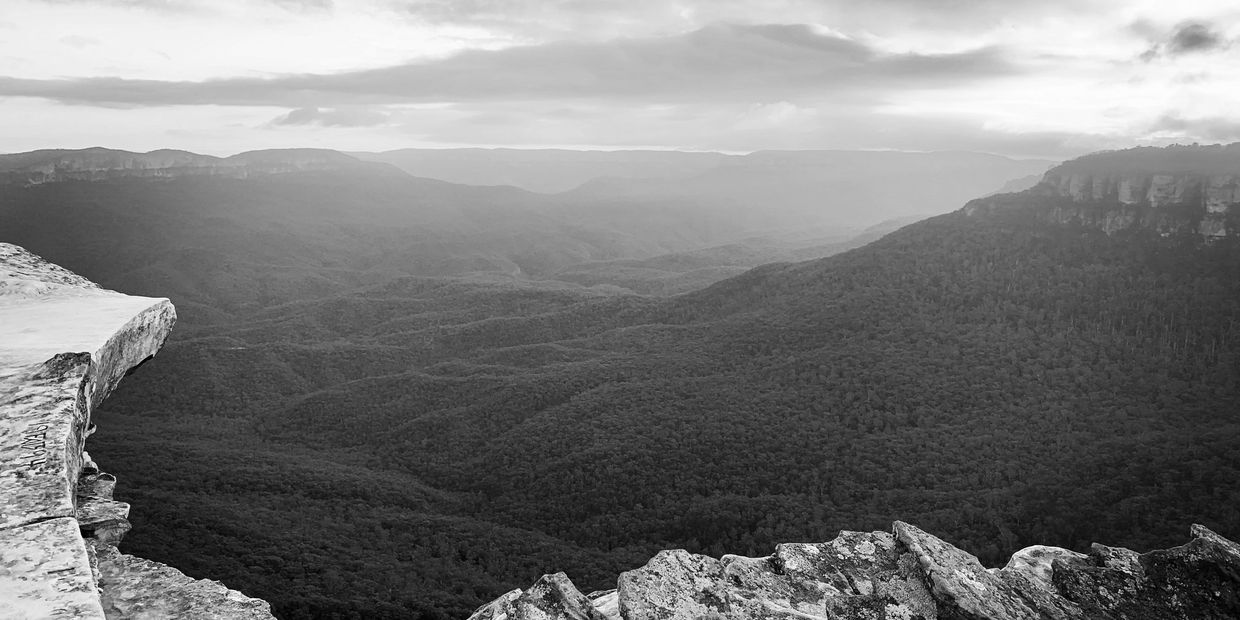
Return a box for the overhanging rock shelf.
[0,243,272,619]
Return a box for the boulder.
[467,572,608,620]
[896,520,1092,619]
[616,530,936,619]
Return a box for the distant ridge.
[0,147,382,185]
[2,145,1056,232]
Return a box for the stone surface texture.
[0,243,272,619]
[477,523,1240,619]
[91,543,275,620]
[466,573,608,620]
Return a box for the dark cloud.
[271,106,389,127]
[1168,22,1225,54]
[0,23,1016,108]
[1140,21,1230,61]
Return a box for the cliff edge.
[962,143,1240,238]
[0,243,272,619]
[473,521,1240,620]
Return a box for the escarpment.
[0,243,272,619]
[963,143,1240,238]
[472,522,1240,620]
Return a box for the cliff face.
[472,521,1240,620]
[963,144,1240,238]
[1040,169,1240,212]
[0,243,272,619]
[0,147,371,185]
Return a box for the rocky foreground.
[470,521,1240,619]
[0,243,272,619]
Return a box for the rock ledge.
[0,243,273,619]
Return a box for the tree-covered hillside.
[91,211,1240,618]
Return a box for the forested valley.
[2,155,1237,619]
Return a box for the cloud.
[1167,22,1225,54]
[33,0,330,11]
[1140,20,1231,61]
[33,0,200,10]
[385,98,1109,159]
[59,35,101,48]
[268,0,333,11]
[270,106,389,127]
[388,0,1092,41]
[0,23,1017,108]
[1151,113,1240,142]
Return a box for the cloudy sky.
[1,0,1237,157]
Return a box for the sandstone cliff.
[471,521,1240,620]
[963,143,1240,238]
[0,243,272,619]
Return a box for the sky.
[1,0,1238,158]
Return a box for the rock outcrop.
[0,147,374,186]
[962,143,1240,239]
[471,522,1240,620]
[467,573,610,620]
[0,243,272,619]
